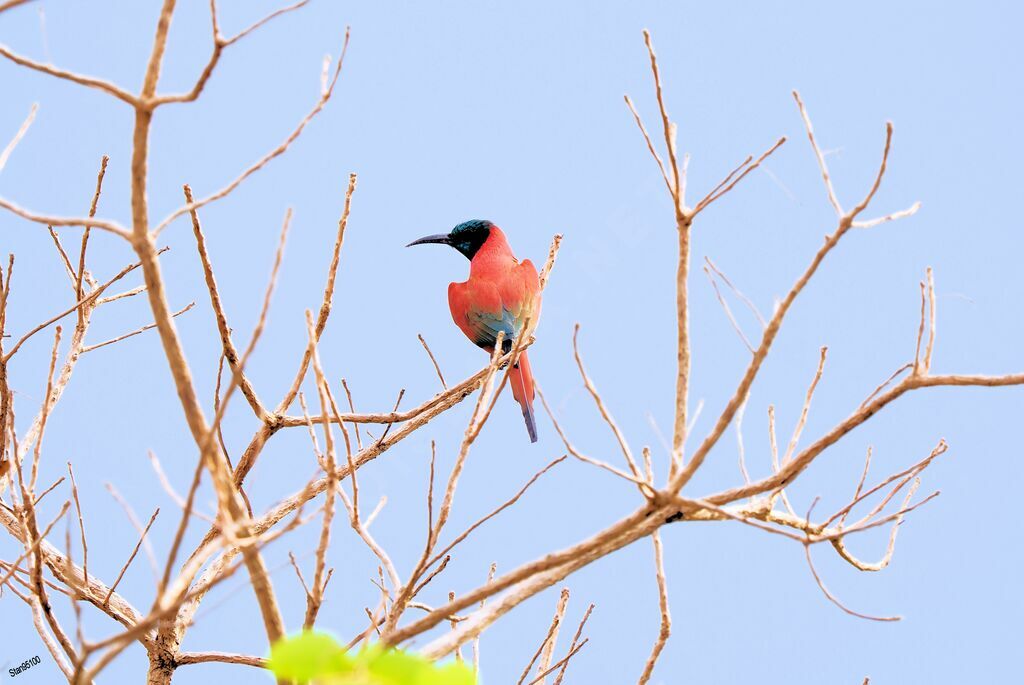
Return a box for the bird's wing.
[499,258,541,336]
[449,272,535,352]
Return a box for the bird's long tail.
[510,350,538,443]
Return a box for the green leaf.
[364,647,434,684]
[268,631,354,683]
[431,661,477,685]
[269,635,477,685]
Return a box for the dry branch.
[418,333,448,389]
[552,603,593,685]
[0,103,37,173]
[104,508,159,605]
[152,26,351,236]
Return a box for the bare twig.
[792,91,842,215]
[573,325,643,483]
[4,249,169,363]
[527,639,589,685]
[704,265,755,353]
[692,137,787,215]
[705,257,766,327]
[641,29,681,205]
[82,302,195,353]
[152,0,312,107]
[518,588,570,685]
[418,334,447,389]
[104,508,159,605]
[302,310,338,629]
[152,28,351,236]
[176,651,266,669]
[472,563,498,675]
[332,379,361,452]
[781,347,828,467]
[0,103,37,175]
[104,484,160,580]
[0,0,35,13]
[0,501,70,591]
[538,234,563,292]
[29,326,61,490]
[852,202,921,229]
[47,227,78,292]
[185,183,267,420]
[30,476,64,506]
[552,603,594,685]
[0,196,128,238]
[624,94,673,196]
[535,588,570,685]
[637,528,670,685]
[537,384,653,489]
[924,268,936,373]
[0,41,138,105]
[859,363,913,411]
[804,543,898,622]
[426,456,567,568]
[274,173,357,418]
[735,398,751,485]
[75,155,109,303]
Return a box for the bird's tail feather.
[510,351,538,443]
[521,399,538,443]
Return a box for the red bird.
[408,220,541,442]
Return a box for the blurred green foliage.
[268,631,476,685]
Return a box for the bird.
[407,219,541,442]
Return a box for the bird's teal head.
[407,219,493,260]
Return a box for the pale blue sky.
[1,1,1022,683]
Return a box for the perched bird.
[407,220,541,442]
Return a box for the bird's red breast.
[446,226,541,353]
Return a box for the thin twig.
[418,334,447,389]
[104,484,160,580]
[518,588,570,685]
[623,94,673,196]
[82,302,195,353]
[0,103,37,174]
[692,137,787,215]
[152,28,351,236]
[47,227,78,291]
[104,508,159,605]
[185,183,267,420]
[924,268,936,373]
[552,603,594,685]
[804,543,898,622]
[781,347,828,466]
[704,257,766,327]
[340,379,363,450]
[637,529,670,685]
[426,456,567,568]
[152,0,312,106]
[538,234,563,292]
[792,91,842,215]
[535,588,570,685]
[0,40,138,105]
[29,325,61,490]
[527,639,590,685]
[31,475,64,506]
[536,385,651,490]
[704,265,755,353]
[573,325,643,482]
[76,155,109,303]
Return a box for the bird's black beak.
[406,233,452,248]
